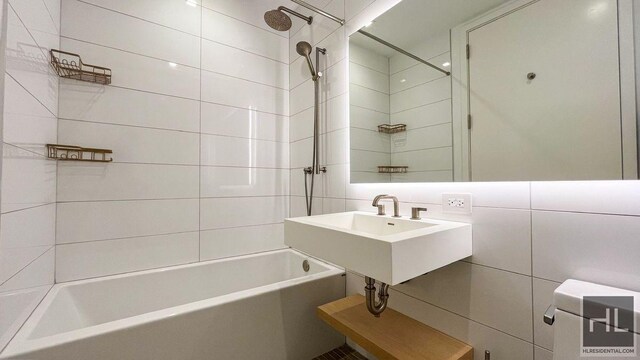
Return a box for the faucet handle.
[375,204,386,216]
[410,207,427,220]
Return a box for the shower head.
[264,6,312,32]
[296,41,317,79]
[296,41,312,57]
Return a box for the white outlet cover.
[442,193,472,214]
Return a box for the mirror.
[349,0,637,183]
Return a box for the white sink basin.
[285,211,472,285]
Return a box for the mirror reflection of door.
[468,0,623,181]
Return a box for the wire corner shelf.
[50,49,112,85]
[377,124,407,134]
[378,166,408,174]
[47,144,113,163]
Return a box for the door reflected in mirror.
[349,0,637,183]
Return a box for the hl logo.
[581,296,636,357]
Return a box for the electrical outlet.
[442,193,472,214]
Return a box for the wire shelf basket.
[47,144,113,163]
[377,166,408,174]
[377,124,406,134]
[50,49,111,85]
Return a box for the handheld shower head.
[296,41,317,79]
[264,6,312,32]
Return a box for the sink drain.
[302,260,310,272]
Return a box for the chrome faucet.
[372,194,401,217]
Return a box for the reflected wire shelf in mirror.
[377,124,406,134]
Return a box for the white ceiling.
[352,0,510,57]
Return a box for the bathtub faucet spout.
[364,276,389,317]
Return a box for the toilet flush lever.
[544,305,556,325]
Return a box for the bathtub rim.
[1,249,344,358]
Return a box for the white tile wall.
[0,0,59,351]
[287,1,640,359]
[55,0,290,282]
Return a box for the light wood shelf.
[317,295,473,360]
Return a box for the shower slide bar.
[357,30,451,76]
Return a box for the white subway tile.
[200,196,289,230]
[469,207,532,275]
[390,99,451,130]
[389,171,453,183]
[200,196,288,230]
[350,62,389,93]
[290,195,322,217]
[202,7,288,63]
[532,210,640,292]
[58,162,199,201]
[60,82,200,132]
[55,232,199,282]
[56,199,199,244]
[324,129,348,165]
[201,167,289,197]
[200,134,289,168]
[290,137,314,169]
[350,128,390,152]
[350,84,389,113]
[201,71,288,116]
[62,0,200,67]
[533,278,560,351]
[6,7,58,115]
[202,39,288,89]
[1,145,56,213]
[531,181,640,216]
[0,246,50,285]
[4,77,57,154]
[289,79,314,116]
[79,0,201,35]
[323,94,348,133]
[389,286,535,360]
[201,0,289,36]
[0,204,55,249]
[350,105,389,131]
[59,120,200,165]
[290,167,323,197]
[288,0,344,62]
[200,224,285,260]
[390,77,451,113]
[350,149,390,172]
[395,262,533,341]
[0,247,54,292]
[391,147,453,173]
[201,102,288,142]
[345,0,374,20]
[60,38,200,99]
[289,107,314,142]
[322,198,346,214]
[390,53,450,93]
[535,346,553,360]
[349,43,389,74]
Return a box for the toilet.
[552,280,640,359]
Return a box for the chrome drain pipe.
[364,277,389,317]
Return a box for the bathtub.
[1,249,345,360]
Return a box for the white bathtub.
[1,249,345,360]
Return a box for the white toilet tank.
[552,280,640,360]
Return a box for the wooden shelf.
[317,295,473,360]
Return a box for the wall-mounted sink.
[284,211,472,286]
